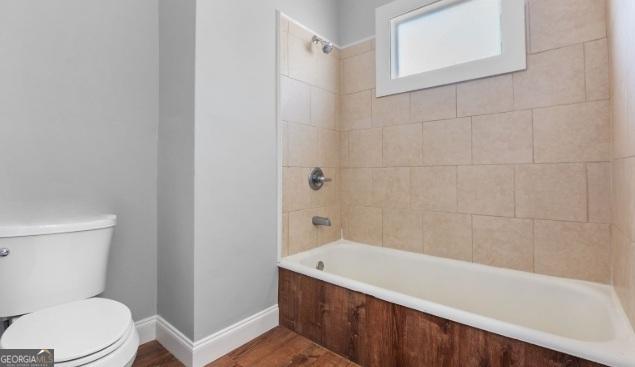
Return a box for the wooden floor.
[132,326,358,367]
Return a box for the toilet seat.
[1,298,138,367]
[55,321,135,367]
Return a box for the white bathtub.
[279,240,635,367]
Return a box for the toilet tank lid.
[0,214,117,238]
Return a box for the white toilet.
[0,215,139,367]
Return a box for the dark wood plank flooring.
[133,339,185,367]
[132,326,358,367]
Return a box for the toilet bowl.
[1,298,138,367]
[0,214,139,367]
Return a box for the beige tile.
[340,90,372,130]
[341,51,375,94]
[288,33,338,93]
[630,248,635,326]
[287,33,315,85]
[472,111,533,164]
[533,101,610,163]
[410,166,457,212]
[630,161,635,242]
[340,168,372,206]
[534,220,610,283]
[383,124,423,166]
[310,87,337,129]
[612,158,635,238]
[287,123,318,167]
[422,118,471,165]
[611,227,633,320]
[372,92,410,126]
[288,209,318,255]
[585,38,610,101]
[529,0,606,53]
[371,167,410,209]
[282,212,289,256]
[283,167,312,212]
[348,128,382,167]
[339,131,349,167]
[317,206,341,245]
[280,76,310,123]
[410,85,457,122]
[281,122,289,167]
[342,205,382,245]
[515,164,587,221]
[587,162,611,224]
[423,212,472,262]
[457,75,513,117]
[279,30,289,76]
[383,208,423,253]
[627,158,635,241]
[340,39,373,59]
[334,94,342,131]
[312,168,338,208]
[458,166,515,217]
[288,19,312,40]
[317,129,339,168]
[279,15,289,33]
[473,216,534,271]
[314,50,340,94]
[513,45,586,109]
[612,77,635,159]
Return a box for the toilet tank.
[0,214,116,318]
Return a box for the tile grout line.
[338,98,610,134]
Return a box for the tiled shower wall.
[280,16,341,256]
[608,0,635,326]
[281,2,613,284]
[337,0,611,283]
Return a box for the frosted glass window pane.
[394,0,502,78]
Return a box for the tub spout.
[312,216,331,226]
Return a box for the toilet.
[0,215,138,367]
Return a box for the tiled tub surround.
[279,242,635,366]
[336,1,612,283]
[282,2,613,283]
[608,0,635,328]
[280,15,342,256]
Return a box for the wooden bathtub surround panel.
[279,268,605,367]
[133,327,357,367]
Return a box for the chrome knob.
[308,167,331,190]
[0,248,9,257]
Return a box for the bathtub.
[279,240,635,367]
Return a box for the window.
[376,0,526,97]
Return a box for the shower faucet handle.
[309,167,331,190]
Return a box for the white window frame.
[375,0,526,97]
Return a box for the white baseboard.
[192,305,279,367]
[135,316,158,345]
[156,315,194,366]
[140,305,279,367]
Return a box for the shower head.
[322,42,334,54]
[312,35,334,55]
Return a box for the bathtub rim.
[278,240,635,367]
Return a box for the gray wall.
[0,0,159,321]
[338,0,394,45]
[158,0,196,339]
[192,0,339,341]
